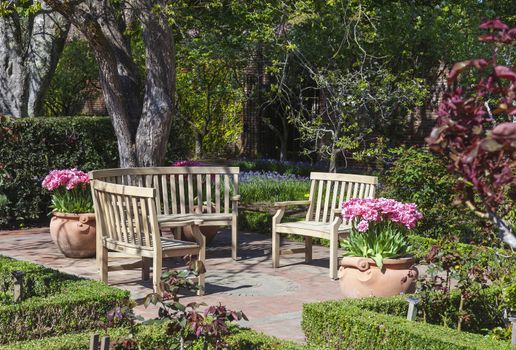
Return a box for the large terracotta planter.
[49,212,96,258]
[181,205,220,245]
[182,225,220,245]
[338,256,418,298]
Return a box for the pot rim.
[52,212,95,219]
[340,255,415,267]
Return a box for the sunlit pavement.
[1,227,366,342]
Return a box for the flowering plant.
[171,160,206,167]
[341,198,423,267]
[42,169,93,213]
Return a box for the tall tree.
[33,0,175,167]
[0,1,69,117]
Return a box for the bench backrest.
[90,167,239,216]
[91,180,161,250]
[306,172,378,224]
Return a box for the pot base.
[49,213,96,258]
[338,256,418,298]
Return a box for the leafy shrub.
[408,235,515,286]
[381,147,490,243]
[0,116,119,228]
[0,256,128,343]
[302,295,513,350]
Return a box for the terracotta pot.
[338,256,418,298]
[181,205,220,245]
[182,225,220,245]
[49,212,96,258]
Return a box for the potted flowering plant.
[338,198,423,298]
[42,168,96,258]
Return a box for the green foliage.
[380,147,489,242]
[0,256,79,303]
[239,173,310,205]
[49,187,94,214]
[0,325,304,350]
[342,224,411,268]
[43,40,100,117]
[407,235,515,286]
[302,294,513,350]
[0,116,119,227]
[0,256,129,343]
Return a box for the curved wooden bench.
[90,167,240,259]
[91,180,206,294]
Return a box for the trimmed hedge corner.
[302,296,513,350]
[0,256,129,344]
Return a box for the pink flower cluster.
[171,160,205,167]
[341,198,423,232]
[42,168,90,191]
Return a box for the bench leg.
[305,236,313,263]
[231,216,238,260]
[272,230,280,268]
[99,245,108,283]
[329,230,338,280]
[153,255,162,294]
[195,225,206,295]
[142,257,151,281]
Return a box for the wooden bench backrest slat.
[206,174,212,213]
[90,167,239,216]
[307,173,378,223]
[91,180,159,250]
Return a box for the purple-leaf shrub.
[426,18,516,248]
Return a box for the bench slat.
[215,175,221,213]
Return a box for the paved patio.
[0,227,348,342]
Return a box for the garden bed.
[0,256,129,344]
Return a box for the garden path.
[0,227,350,343]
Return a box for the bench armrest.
[274,200,311,208]
[333,208,343,214]
[231,195,241,201]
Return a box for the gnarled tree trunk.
[45,0,175,167]
[0,3,69,117]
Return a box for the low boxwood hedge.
[0,256,129,344]
[302,296,513,350]
[0,325,304,350]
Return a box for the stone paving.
[0,227,348,343]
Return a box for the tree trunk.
[0,4,69,117]
[194,131,203,159]
[488,211,516,249]
[45,0,175,168]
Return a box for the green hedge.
[0,116,119,227]
[0,325,304,350]
[0,256,129,344]
[0,256,80,302]
[302,296,513,350]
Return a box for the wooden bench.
[90,167,240,259]
[91,180,206,294]
[272,172,378,279]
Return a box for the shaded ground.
[0,227,355,342]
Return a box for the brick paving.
[0,227,349,343]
